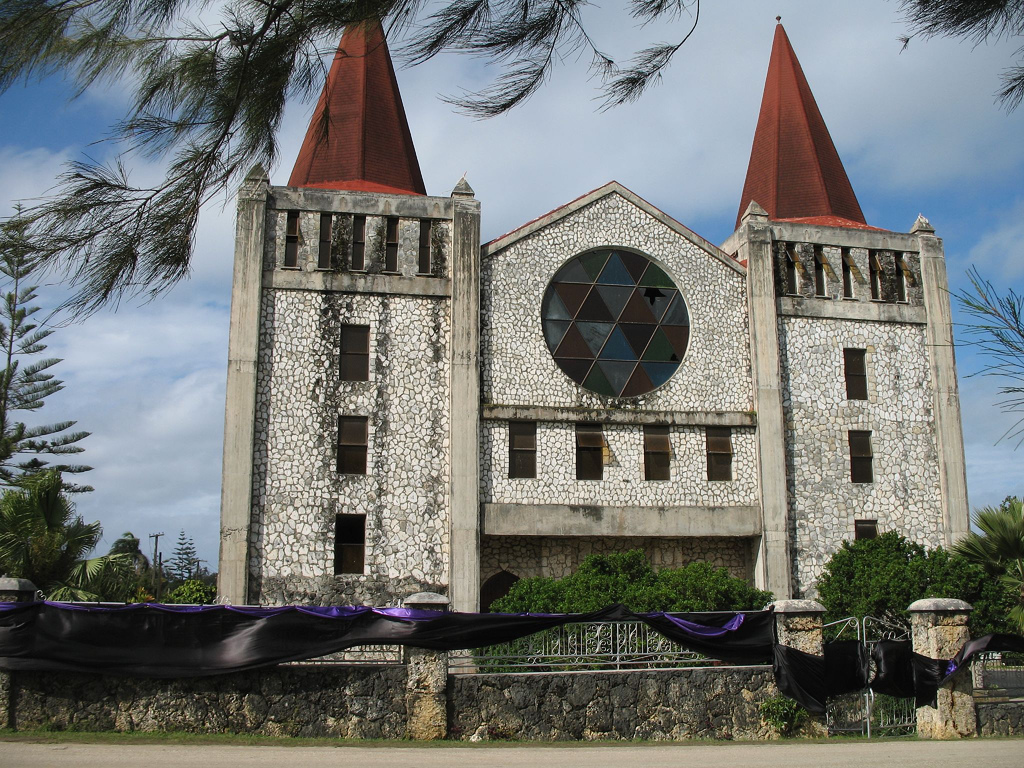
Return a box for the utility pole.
[149,532,164,602]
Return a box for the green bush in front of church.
[816,531,1018,637]
[489,549,773,614]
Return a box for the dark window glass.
[284,211,299,268]
[352,215,366,271]
[849,430,873,483]
[785,244,799,295]
[418,220,432,274]
[842,248,854,299]
[706,426,733,481]
[844,348,868,400]
[385,217,399,272]
[508,421,537,479]
[854,519,878,540]
[334,514,365,574]
[317,213,332,269]
[895,254,908,302]
[338,416,368,474]
[869,251,883,301]
[644,425,671,481]
[341,325,370,382]
[814,246,827,297]
[576,423,604,480]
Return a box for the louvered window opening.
[706,427,733,482]
[351,215,366,270]
[849,430,873,483]
[334,514,366,574]
[284,211,300,268]
[340,325,370,382]
[643,425,671,481]
[576,423,605,480]
[841,248,854,299]
[814,246,827,297]
[318,214,332,269]
[418,220,432,274]
[338,416,368,474]
[508,421,537,479]
[844,348,868,400]
[385,217,399,272]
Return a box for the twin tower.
[218,21,969,610]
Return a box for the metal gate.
[824,615,917,737]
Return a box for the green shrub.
[166,579,217,605]
[817,531,1017,636]
[490,550,772,614]
[760,695,807,736]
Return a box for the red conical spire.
[736,23,865,229]
[289,20,426,195]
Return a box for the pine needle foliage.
[0,208,90,490]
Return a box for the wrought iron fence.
[824,615,916,737]
[448,620,728,673]
[976,651,1024,696]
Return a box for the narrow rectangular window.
[844,348,868,400]
[508,421,537,479]
[854,519,878,540]
[785,244,799,295]
[576,423,604,480]
[814,246,827,297]
[894,253,908,302]
[284,211,299,268]
[644,425,671,481]
[385,217,399,272]
[706,427,733,482]
[849,430,873,483]
[338,416,368,474]
[351,215,366,271]
[418,220,432,274]
[841,248,854,299]
[334,514,366,574]
[869,251,883,301]
[340,325,370,382]
[317,213,332,269]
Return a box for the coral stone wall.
[250,288,451,606]
[482,422,758,507]
[778,315,944,594]
[449,666,776,741]
[481,192,752,412]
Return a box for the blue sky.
[1,0,1022,572]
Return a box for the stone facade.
[220,178,968,609]
[977,702,1024,737]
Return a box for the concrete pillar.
[448,178,482,613]
[909,597,977,739]
[217,164,270,605]
[913,216,970,548]
[0,577,33,729]
[403,591,450,740]
[738,203,793,599]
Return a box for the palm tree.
[954,497,1024,631]
[0,470,125,600]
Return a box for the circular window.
[541,249,689,397]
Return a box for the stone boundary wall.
[977,702,1024,737]
[0,665,408,738]
[448,666,777,741]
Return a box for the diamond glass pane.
[542,252,689,397]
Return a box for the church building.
[217,21,970,611]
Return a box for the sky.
[0,0,1022,571]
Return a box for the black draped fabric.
[942,633,1024,682]
[824,639,869,697]
[772,644,828,714]
[870,639,943,707]
[0,602,773,677]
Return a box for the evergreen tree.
[0,209,90,490]
[167,530,198,583]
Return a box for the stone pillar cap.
[451,176,475,198]
[771,599,825,614]
[404,592,451,610]
[908,598,973,613]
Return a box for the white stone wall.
[482,421,758,507]
[778,316,945,594]
[482,536,754,581]
[481,193,752,412]
[250,288,451,605]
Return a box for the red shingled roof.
[736,23,865,229]
[288,20,426,195]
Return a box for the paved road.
[2,740,1022,768]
